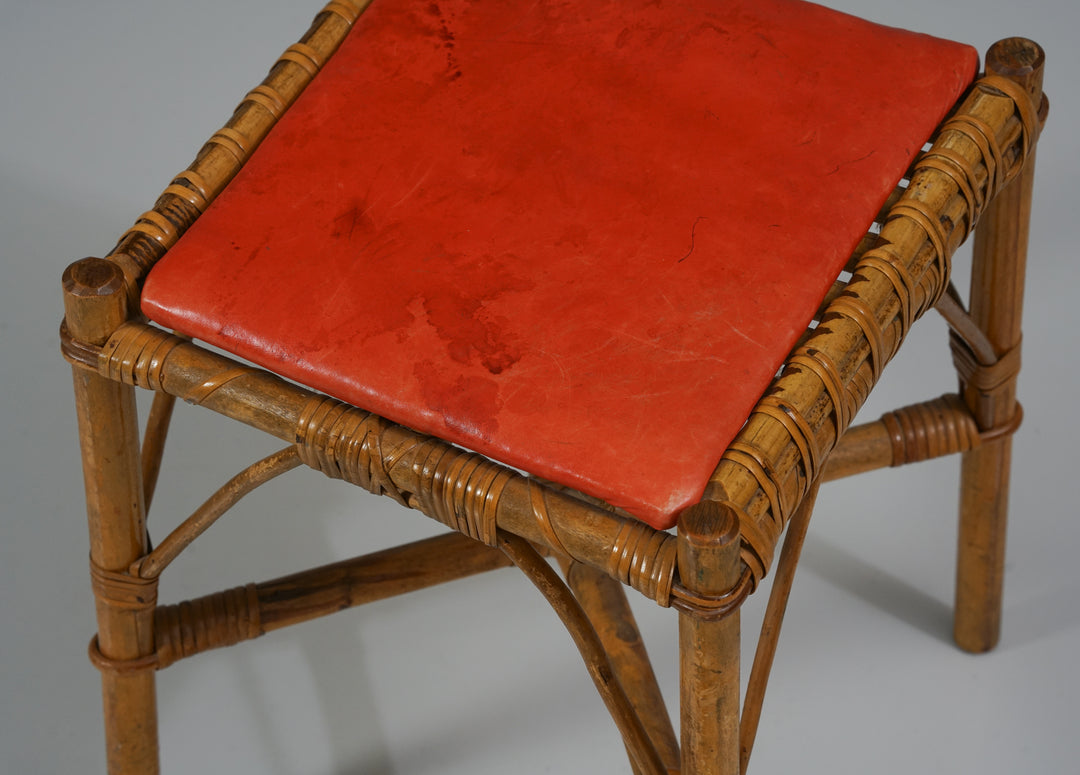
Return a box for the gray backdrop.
[3,0,1077,772]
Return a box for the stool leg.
[565,560,681,773]
[64,259,159,774]
[678,502,743,774]
[955,40,1044,653]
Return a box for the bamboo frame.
[955,41,1045,653]
[60,2,1046,771]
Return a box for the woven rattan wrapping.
[709,70,1043,583]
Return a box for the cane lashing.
[100,323,183,392]
[858,246,919,337]
[295,396,510,546]
[881,394,983,466]
[86,562,160,674]
[410,441,511,547]
[206,127,252,167]
[295,397,408,506]
[128,210,180,251]
[154,585,263,670]
[281,43,324,75]
[242,85,288,119]
[607,521,678,607]
[752,396,821,501]
[886,198,952,306]
[90,560,159,612]
[950,331,1024,431]
[320,0,366,25]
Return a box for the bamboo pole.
[64,258,158,775]
[678,501,744,774]
[955,38,1045,653]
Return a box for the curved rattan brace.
[740,476,823,774]
[936,282,999,365]
[133,447,303,579]
[497,531,668,775]
[141,392,177,512]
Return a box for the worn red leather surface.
[143,0,976,528]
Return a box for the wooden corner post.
[955,39,1045,653]
[678,501,743,774]
[63,258,159,774]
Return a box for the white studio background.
[2,1,1077,772]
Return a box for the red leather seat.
[142,0,976,528]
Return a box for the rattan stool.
[61,1,1047,772]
